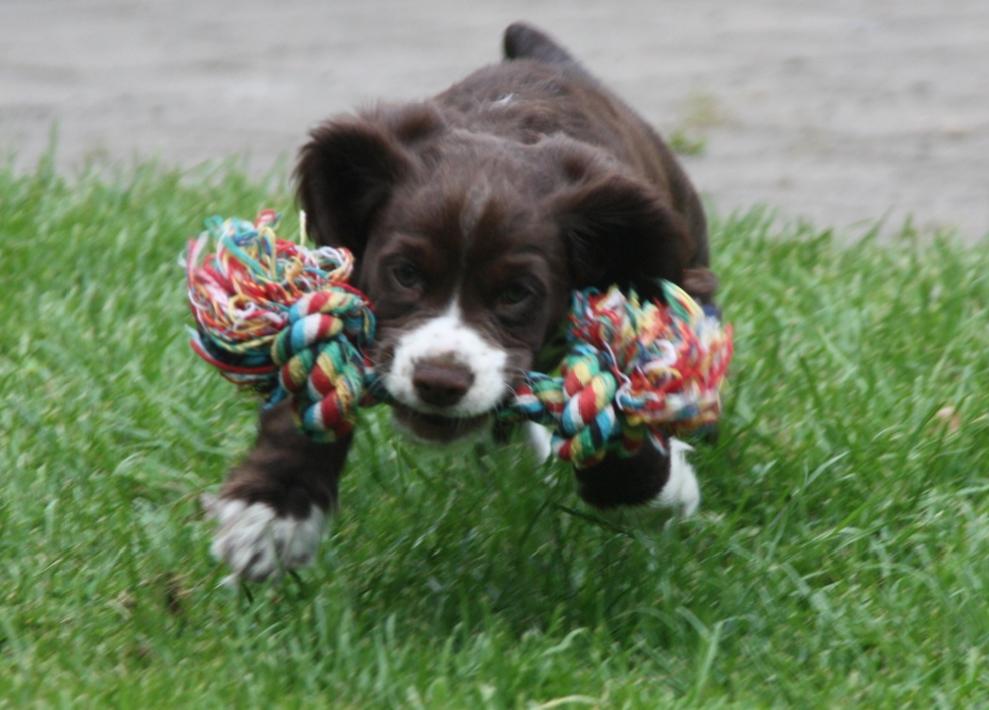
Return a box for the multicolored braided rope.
[185,212,734,467]
[186,210,378,441]
[502,284,732,467]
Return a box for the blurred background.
[2,0,987,239]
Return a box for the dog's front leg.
[574,438,699,516]
[203,401,352,583]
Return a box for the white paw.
[202,495,325,583]
[652,438,701,516]
[525,422,552,463]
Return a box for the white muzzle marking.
[383,302,508,417]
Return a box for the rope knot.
[185,211,377,441]
[503,283,734,468]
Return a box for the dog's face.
[359,174,569,442]
[297,104,688,442]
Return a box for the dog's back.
[435,22,710,278]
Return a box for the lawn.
[1,158,988,707]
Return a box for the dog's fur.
[206,23,718,582]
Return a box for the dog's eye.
[498,282,534,307]
[391,261,423,290]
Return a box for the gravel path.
[2,0,987,240]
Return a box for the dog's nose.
[412,360,475,407]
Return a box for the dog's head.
[296,103,690,442]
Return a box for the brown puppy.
[205,23,718,582]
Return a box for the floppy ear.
[295,117,412,257]
[681,266,719,305]
[554,173,689,300]
[296,104,447,257]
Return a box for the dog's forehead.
[388,173,553,258]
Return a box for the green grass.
[667,129,707,157]
[2,159,988,708]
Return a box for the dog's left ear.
[553,173,689,300]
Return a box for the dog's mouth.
[390,403,490,443]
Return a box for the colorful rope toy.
[185,211,734,468]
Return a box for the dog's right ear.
[295,118,410,257]
[296,104,446,256]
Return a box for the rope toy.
[185,211,734,468]
[185,210,378,441]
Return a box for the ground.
[2,0,988,239]
[2,3,989,707]
[1,163,987,707]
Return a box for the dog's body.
[206,24,718,582]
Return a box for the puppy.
[205,23,719,582]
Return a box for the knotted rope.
[185,212,733,468]
[502,283,732,466]
[186,210,378,441]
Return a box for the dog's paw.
[525,422,553,463]
[201,494,326,584]
[651,438,700,516]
